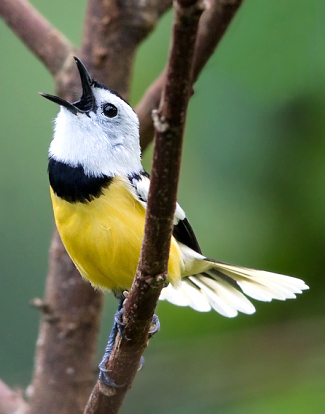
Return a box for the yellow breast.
[50,176,182,291]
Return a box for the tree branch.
[83,1,205,413]
[0,0,73,76]
[24,2,173,414]
[27,229,104,414]
[81,0,172,98]
[192,0,243,81]
[137,0,243,150]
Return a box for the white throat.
[49,106,143,177]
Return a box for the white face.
[49,87,142,177]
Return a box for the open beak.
[40,57,95,114]
[39,93,80,115]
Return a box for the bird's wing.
[127,171,309,317]
[128,170,201,253]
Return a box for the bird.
[41,57,308,383]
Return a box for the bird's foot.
[98,330,123,387]
[98,311,160,384]
[135,315,160,372]
[114,307,131,340]
[98,358,122,388]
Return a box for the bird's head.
[41,57,141,177]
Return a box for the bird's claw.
[138,356,145,371]
[114,307,131,340]
[98,307,159,384]
[98,365,123,388]
[149,314,160,337]
[136,314,160,370]
[98,350,124,388]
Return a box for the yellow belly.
[50,176,182,291]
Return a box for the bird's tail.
[159,259,309,317]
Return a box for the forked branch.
[83,1,205,413]
[0,0,243,412]
[0,1,173,414]
[81,0,173,97]
[137,0,243,150]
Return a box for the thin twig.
[192,0,243,82]
[83,1,205,413]
[0,0,73,76]
[137,0,243,150]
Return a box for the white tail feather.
[188,276,239,317]
[197,276,256,314]
[159,259,309,317]
[159,281,211,312]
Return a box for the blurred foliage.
[0,0,324,413]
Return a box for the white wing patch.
[128,171,185,223]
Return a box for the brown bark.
[83,1,204,413]
[81,0,172,98]
[137,0,243,150]
[0,0,243,412]
[0,1,171,414]
[27,229,104,414]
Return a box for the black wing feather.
[128,170,202,254]
[173,218,202,254]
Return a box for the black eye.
[103,103,118,118]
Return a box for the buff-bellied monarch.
[41,57,309,385]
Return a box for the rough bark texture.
[83,1,204,413]
[27,229,104,414]
[0,1,172,414]
[81,0,172,97]
[137,0,243,150]
[27,2,171,412]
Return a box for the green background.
[1,1,324,413]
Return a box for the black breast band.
[48,158,112,203]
